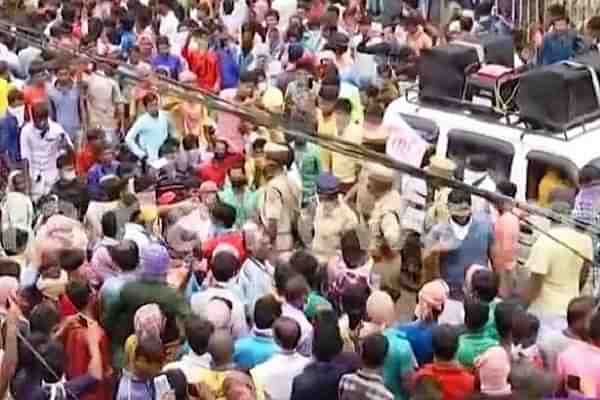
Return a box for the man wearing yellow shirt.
[316,85,338,172]
[0,62,14,116]
[332,98,362,192]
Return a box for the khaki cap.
[425,155,456,179]
[368,162,395,183]
[264,142,290,164]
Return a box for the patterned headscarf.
[134,303,165,340]
[475,346,512,396]
[36,269,68,301]
[414,279,449,321]
[464,264,487,297]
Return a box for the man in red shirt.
[181,29,220,92]
[197,139,244,187]
[413,324,475,400]
[60,280,112,400]
[23,68,49,120]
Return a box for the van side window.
[446,129,515,183]
[526,151,577,207]
[400,114,439,144]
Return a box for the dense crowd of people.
[0,0,596,399]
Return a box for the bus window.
[526,151,577,206]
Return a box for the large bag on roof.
[453,33,515,67]
[516,53,600,131]
[418,44,480,101]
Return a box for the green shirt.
[483,300,500,341]
[218,185,260,227]
[304,291,332,320]
[456,330,499,369]
[382,328,417,400]
[295,143,322,205]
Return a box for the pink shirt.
[216,89,244,154]
[557,341,600,398]
[491,208,520,271]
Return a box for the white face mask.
[8,105,25,126]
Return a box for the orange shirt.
[23,84,48,119]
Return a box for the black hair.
[30,302,60,335]
[210,202,237,229]
[463,298,489,331]
[431,324,459,361]
[265,9,280,21]
[312,309,343,361]
[274,263,296,294]
[361,333,389,368]
[283,274,310,303]
[101,211,118,239]
[589,310,600,342]
[494,300,520,340]
[512,311,540,347]
[40,340,66,382]
[121,14,136,31]
[341,283,370,330]
[108,240,139,271]
[318,84,340,102]
[182,135,199,151]
[567,295,596,327]
[470,269,499,302]
[222,0,234,15]
[448,189,472,205]
[273,316,302,350]
[253,295,282,330]
[59,248,86,272]
[335,98,353,116]
[497,181,517,198]
[156,35,170,47]
[163,369,188,400]
[289,250,320,289]
[185,315,215,355]
[211,252,240,282]
[0,259,20,279]
[579,164,600,186]
[475,0,494,18]
[66,279,91,311]
[56,153,74,170]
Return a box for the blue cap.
[316,173,340,195]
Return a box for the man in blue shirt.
[233,295,281,369]
[87,144,120,201]
[541,14,586,65]
[151,36,184,80]
[0,88,25,165]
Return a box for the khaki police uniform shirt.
[369,190,406,254]
[355,169,376,223]
[312,197,359,263]
[260,173,301,252]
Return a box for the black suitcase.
[516,52,600,131]
[418,44,480,101]
[454,33,515,67]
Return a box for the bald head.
[273,317,301,350]
[208,330,234,366]
[223,371,257,400]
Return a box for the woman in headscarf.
[123,304,167,381]
[0,170,34,252]
[86,245,122,289]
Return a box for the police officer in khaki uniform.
[345,124,388,223]
[311,173,359,264]
[367,162,407,300]
[260,143,301,259]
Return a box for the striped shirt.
[338,369,394,400]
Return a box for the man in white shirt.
[20,102,72,200]
[163,316,214,383]
[191,248,248,339]
[252,317,310,400]
[158,0,180,44]
[280,275,313,357]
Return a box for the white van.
[384,93,600,203]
